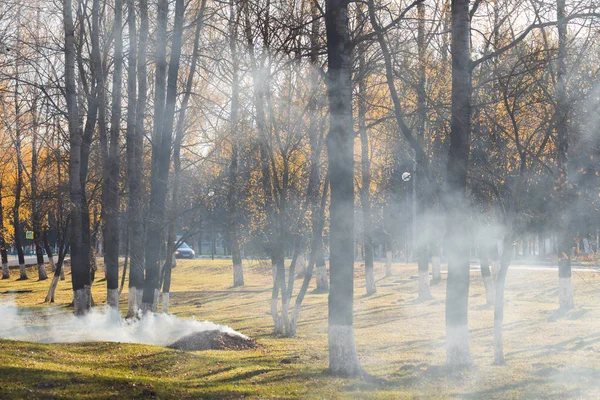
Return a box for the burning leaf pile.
[167,330,256,351]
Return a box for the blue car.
[175,242,195,259]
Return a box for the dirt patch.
[167,330,256,351]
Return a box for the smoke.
[0,299,247,347]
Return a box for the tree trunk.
[480,252,495,306]
[13,62,27,281]
[325,0,362,376]
[29,70,48,282]
[126,0,148,317]
[141,0,170,312]
[445,0,473,368]
[295,251,306,278]
[142,0,185,312]
[289,175,329,336]
[0,182,9,279]
[55,157,67,282]
[162,0,207,312]
[385,247,392,277]
[43,231,56,273]
[431,244,441,283]
[417,245,432,301]
[556,0,574,311]
[228,0,244,287]
[415,0,431,301]
[124,0,137,313]
[243,0,286,325]
[315,231,329,291]
[31,168,48,281]
[357,7,375,296]
[45,233,70,303]
[104,0,123,310]
[45,254,65,303]
[64,0,91,315]
[493,237,512,365]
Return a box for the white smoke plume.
[0,299,247,346]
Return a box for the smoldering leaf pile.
[0,300,249,347]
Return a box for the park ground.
[0,257,599,399]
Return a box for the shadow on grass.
[0,362,269,399]
[0,365,181,399]
[503,331,600,359]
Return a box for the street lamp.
[402,165,417,264]
[207,190,215,260]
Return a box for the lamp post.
[401,168,416,264]
[207,190,215,260]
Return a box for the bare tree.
[227,0,244,287]
[142,0,185,312]
[103,0,124,310]
[12,31,27,280]
[356,6,375,296]
[445,0,473,368]
[127,0,149,317]
[414,0,431,301]
[0,178,8,279]
[555,0,574,311]
[162,0,208,313]
[325,0,362,377]
[63,0,92,315]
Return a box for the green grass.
[1,258,600,399]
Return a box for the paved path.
[5,255,50,267]
[441,263,599,274]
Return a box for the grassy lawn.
[1,258,599,399]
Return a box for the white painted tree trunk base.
[431,256,441,282]
[365,268,376,295]
[141,289,160,313]
[45,275,60,302]
[559,276,574,310]
[385,251,392,276]
[49,257,56,273]
[446,324,472,368]
[417,269,431,300]
[295,253,306,277]
[38,264,48,280]
[493,320,504,364]
[328,324,362,376]
[73,286,91,316]
[491,261,499,281]
[19,264,28,280]
[271,297,283,334]
[162,292,170,314]
[1,263,9,279]
[483,275,495,306]
[107,288,119,309]
[281,299,291,336]
[126,287,142,317]
[233,263,244,287]
[316,264,328,292]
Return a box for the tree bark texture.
[104,0,123,309]
[445,0,473,368]
[357,8,375,296]
[126,0,148,317]
[325,0,362,377]
[556,0,574,311]
[64,0,92,315]
[142,0,185,311]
